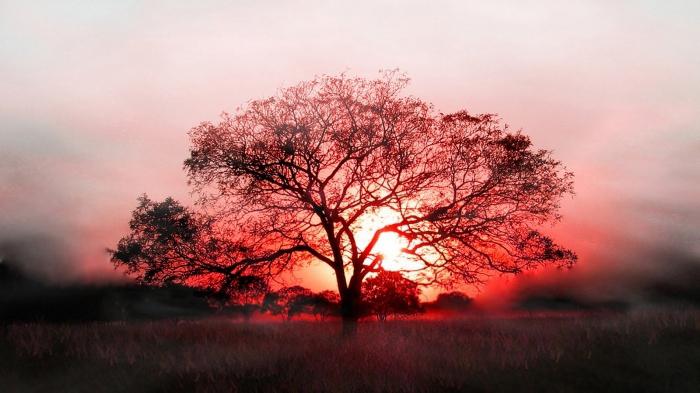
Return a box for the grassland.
[2,309,699,393]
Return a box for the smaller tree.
[215,276,269,320]
[363,270,422,321]
[262,286,315,321]
[309,290,340,320]
[432,291,473,313]
[262,287,340,320]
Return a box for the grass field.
[2,309,699,393]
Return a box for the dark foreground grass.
[2,310,699,393]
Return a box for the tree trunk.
[339,285,362,337]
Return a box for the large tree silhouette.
[112,71,576,328]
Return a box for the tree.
[109,196,273,301]
[262,285,315,320]
[262,287,339,320]
[213,275,269,321]
[310,290,340,320]
[363,270,422,321]
[112,71,576,330]
[432,291,473,312]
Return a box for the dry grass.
[2,309,700,392]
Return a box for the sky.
[1,1,698,302]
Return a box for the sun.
[369,231,404,268]
[354,207,422,272]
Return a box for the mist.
[0,1,698,294]
[478,195,700,309]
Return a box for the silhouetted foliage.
[205,275,269,320]
[363,270,421,321]
[222,302,262,321]
[310,290,341,320]
[643,256,700,306]
[432,291,473,312]
[263,286,312,320]
[113,71,576,326]
[516,295,629,312]
[0,260,213,323]
[109,196,277,302]
[261,287,340,320]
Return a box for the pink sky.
[1,1,698,299]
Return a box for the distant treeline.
[13,259,695,323]
[1,261,476,323]
[0,261,213,322]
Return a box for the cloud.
[0,1,698,292]
[477,196,700,309]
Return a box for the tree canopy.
[110,196,270,301]
[111,71,576,324]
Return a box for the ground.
[2,309,699,393]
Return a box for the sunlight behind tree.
[112,71,577,330]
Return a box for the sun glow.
[354,207,422,272]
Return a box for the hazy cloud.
[0,1,697,292]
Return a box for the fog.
[1,1,697,301]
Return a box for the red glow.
[354,207,414,272]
